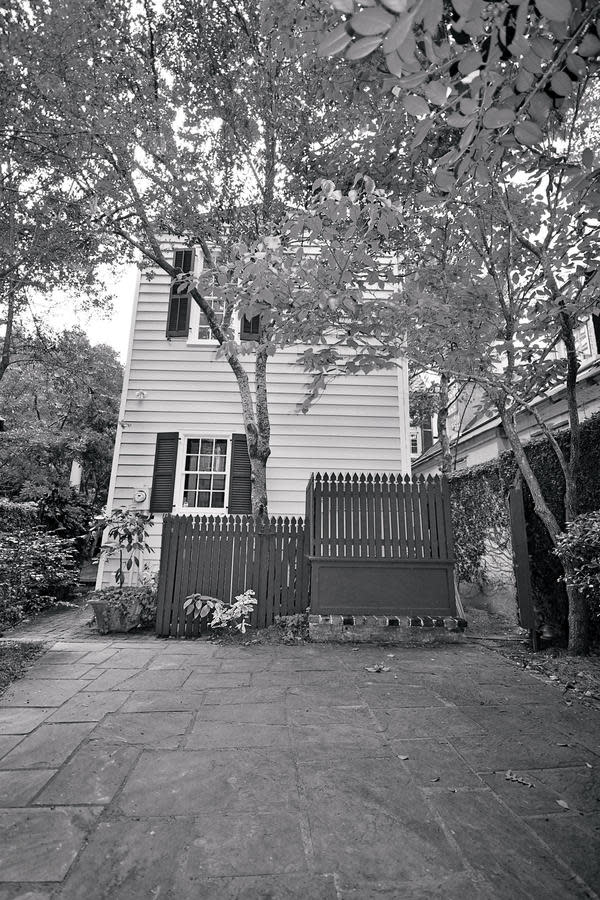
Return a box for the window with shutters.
[166,249,194,338]
[181,437,229,509]
[240,314,261,341]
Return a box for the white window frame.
[174,433,232,514]
[410,426,422,458]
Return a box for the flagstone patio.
[0,613,599,899]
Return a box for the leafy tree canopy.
[0,328,122,504]
[318,0,600,191]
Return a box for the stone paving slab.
[0,770,56,807]
[0,614,599,899]
[0,679,86,708]
[0,723,96,770]
[33,742,139,806]
[0,806,101,882]
[0,708,53,735]
[46,690,131,723]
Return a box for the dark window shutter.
[166,250,194,338]
[240,314,261,341]
[150,432,179,512]
[228,433,252,514]
[593,313,600,355]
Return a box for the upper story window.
[195,296,225,341]
[240,314,261,341]
[166,249,194,338]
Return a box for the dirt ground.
[463,603,600,712]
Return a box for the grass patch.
[0,642,46,695]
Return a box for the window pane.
[185,454,198,471]
[199,455,212,471]
[183,491,195,507]
[198,475,211,491]
[200,439,213,454]
[215,439,227,455]
[213,475,225,490]
[212,492,225,507]
[197,491,210,506]
[187,439,200,455]
[184,474,198,492]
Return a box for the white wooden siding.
[98,263,410,586]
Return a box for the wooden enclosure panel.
[310,558,457,618]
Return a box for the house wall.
[97,263,410,587]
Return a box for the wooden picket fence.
[155,514,310,637]
[306,472,454,561]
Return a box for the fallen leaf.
[398,755,409,760]
[431,776,440,782]
[556,799,569,809]
[365,664,391,673]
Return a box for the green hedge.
[0,499,39,532]
[449,413,600,631]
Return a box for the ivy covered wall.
[448,413,600,629]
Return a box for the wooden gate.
[155,514,310,637]
[306,473,457,618]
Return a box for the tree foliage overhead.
[319,0,600,190]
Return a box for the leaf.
[531,36,555,59]
[318,23,352,58]
[566,53,586,78]
[578,33,600,57]
[385,49,405,77]
[582,147,594,168]
[351,7,394,35]
[403,94,430,117]
[380,0,409,11]
[535,0,572,22]
[483,107,515,129]
[383,13,415,53]
[529,92,552,123]
[424,80,448,106]
[458,51,483,76]
[556,799,570,809]
[551,71,572,96]
[346,35,383,60]
[398,755,409,760]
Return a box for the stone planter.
[88,598,142,634]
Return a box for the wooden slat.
[441,476,455,561]
[427,479,439,560]
[184,516,201,637]
[402,476,414,558]
[171,515,191,636]
[388,475,400,557]
[156,515,177,636]
[418,477,431,559]
[373,474,383,559]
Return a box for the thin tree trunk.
[438,373,452,475]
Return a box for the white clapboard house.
[96,246,411,587]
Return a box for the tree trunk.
[438,372,452,475]
[497,400,591,654]
[564,562,590,655]
[248,452,269,519]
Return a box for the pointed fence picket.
[155,514,310,637]
[306,473,454,561]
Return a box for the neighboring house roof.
[413,355,600,475]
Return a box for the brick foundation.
[308,614,467,644]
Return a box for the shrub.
[555,511,600,618]
[183,589,257,633]
[38,486,98,561]
[0,529,79,629]
[448,465,510,585]
[0,499,39,533]
[94,507,154,589]
[87,585,157,628]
